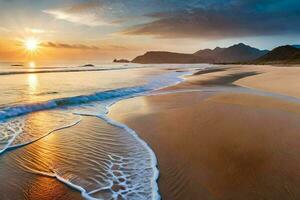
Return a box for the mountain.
[194,43,268,63]
[254,45,300,64]
[131,51,204,64]
[132,43,268,64]
[193,47,224,62]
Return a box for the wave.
[0,70,191,121]
[0,86,149,121]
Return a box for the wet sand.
[0,111,159,199]
[109,65,300,199]
[0,155,82,200]
[235,65,300,98]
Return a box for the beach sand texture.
[110,66,300,200]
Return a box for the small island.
[113,59,130,63]
[11,64,24,67]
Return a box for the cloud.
[121,0,300,39]
[0,26,10,33]
[42,42,100,50]
[41,41,131,51]
[43,2,109,26]
[25,28,54,34]
[26,28,45,34]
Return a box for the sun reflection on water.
[27,74,38,95]
[28,61,36,71]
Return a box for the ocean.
[0,61,209,200]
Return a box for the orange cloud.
[41,42,100,50]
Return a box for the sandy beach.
[109,65,300,200]
[1,1,300,199]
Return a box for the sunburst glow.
[29,61,36,68]
[24,38,39,51]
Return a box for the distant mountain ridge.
[254,45,300,64]
[132,43,268,64]
[131,43,300,65]
[194,43,268,63]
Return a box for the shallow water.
[0,62,207,199]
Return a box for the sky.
[0,0,299,62]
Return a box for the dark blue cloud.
[120,0,300,39]
[2,0,299,40]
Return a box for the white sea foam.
[0,118,25,154]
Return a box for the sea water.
[0,62,210,199]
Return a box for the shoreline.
[109,65,300,199]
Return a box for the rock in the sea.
[82,64,95,67]
[113,59,130,63]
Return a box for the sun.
[24,38,39,51]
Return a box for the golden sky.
[0,0,299,62]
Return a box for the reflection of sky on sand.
[3,114,157,199]
[0,109,83,199]
[10,110,80,150]
[23,176,78,200]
